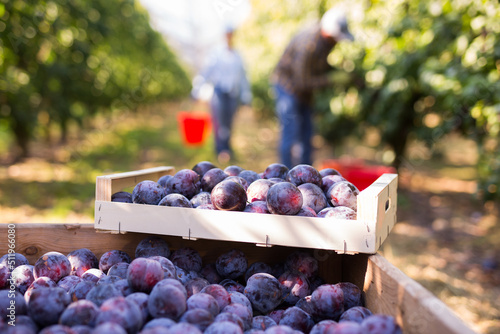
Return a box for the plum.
[81,268,106,283]
[200,284,231,311]
[319,168,341,178]
[212,315,245,332]
[310,284,344,321]
[326,181,359,211]
[247,179,274,203]
[148,255,176,279]
[318,207,356,220]
[0,252,29,269]
[216,249,248,280]
[148,281,187,320]
[164,322,203,334]
[224,165,244,176]
[309,319,339,334]
[226,176,250,191]
[278,306,315,333]
[143,317,176,330]
[33,251,71,283]
[263,163,289,180]
[69,280,96,301]
[332,320,364,333]
[111,191,133,203]
[217,279,242,294]
[193,161,217,177]
[278,271,310,305]
[190,191,212,208]
[127,257,164,293]
[296,206,317,217]
[201,168,229,192]
[107,262,130,279]
[85,282,123,307]
[187,292,220,317]
[200,263,222,284]
[244,273,283,314]
[0,290,27,321]
[337,282,362,310]
[229,291,252,313]
[38,325,76,334]
[286,164,322,188]
[95,296,143,334]
[157,174,173,190]
[179,308,214,331]
[252,315,277,331]
[170,247,203,273]
[11,264,34,294]
[339,306,372,323]
[28,287,70,327]
[245,261,273,282]
[360,314,402,334]
[267,309,285,326]
[158,193,192,208]
[222,302,253,330]
[132,180,164,205]
[239,170,261,184]
[298,183,328,213]
[57,274,83,292]
[285,251,318,280]
[211,179,248,211]
[169,169,202,199]
[204,320,243,334]
[92,322,128,334]
[295,295,315,315]
[244,201,270,214]
[135,236,170,259]
[264,325,300,333]
[59,299,99,327]
[321,175,346,194]
[71,325,93,334]
[67,248,99,277]
[0,263,9,289]
[266,182,303,215]
[185,277,210,297]
[24,277,57,303]
[126,292,150,324]
[99,250,132,274]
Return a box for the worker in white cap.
[271,8,354,168]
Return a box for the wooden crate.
[94,166,398,254]
[0,223,476,334]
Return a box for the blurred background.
[0,0,499,332]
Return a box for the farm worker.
[191,25,252,164]
[271,8,354,168]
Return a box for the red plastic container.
[319,158,397,191]
[177,111,212,146]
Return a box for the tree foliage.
[0,0,191,157]
[240,0,500,201]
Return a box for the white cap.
[320,8,354,41]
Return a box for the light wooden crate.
[94,166,398,254]
[0,223,476,334]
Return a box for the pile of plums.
[0,237,402,333]
[113,162,360,220]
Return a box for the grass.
[0,100,499,333]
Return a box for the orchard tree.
[0,0,190,158]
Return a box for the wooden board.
[0,223,476,334]
[94,166,398,254]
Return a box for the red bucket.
[177,111,212,146]
[319,158,396,191]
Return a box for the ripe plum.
[211,179,247,211]
[33,251,71,283]
[67,248,99,277]
[286,164,322,188]
[132,180,164,205]
[266,182,303,215]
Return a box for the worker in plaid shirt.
[271,8,354,168]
